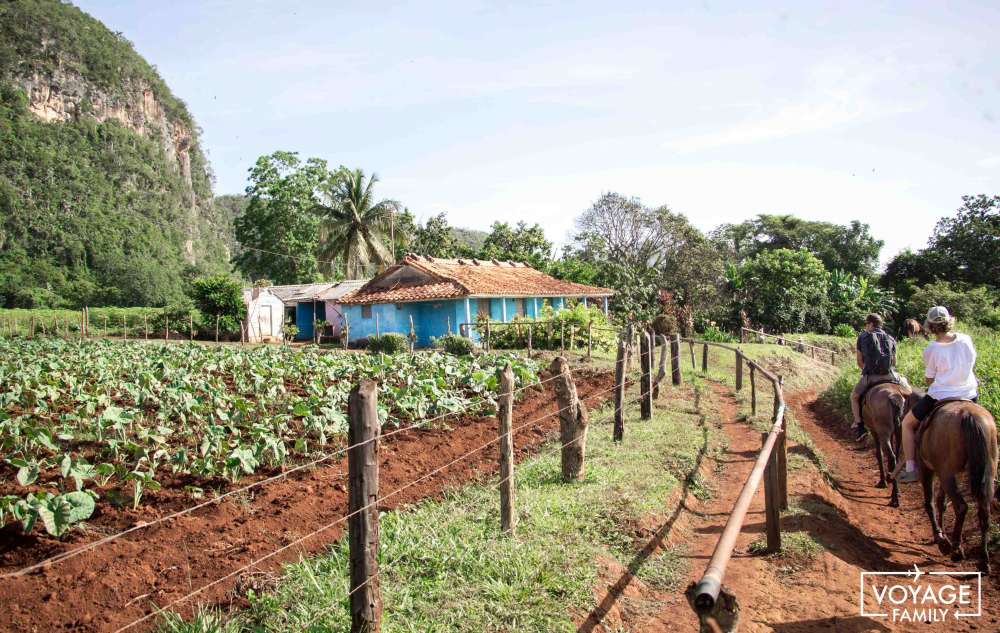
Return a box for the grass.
[158,375,716,632]
[747,532,823,573]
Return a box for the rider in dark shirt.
[850,314,911,440]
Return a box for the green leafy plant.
[832,323,855,338]
[367,333,408,354]
[433,334,475,356]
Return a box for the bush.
[904,281,995,326]
[832,323,855,338]
[475,302,617,352]
[434,334,475,356]
[368,333,409,354]
[189,275,245,334]
[698,323,736,343]
[652,313,678,336]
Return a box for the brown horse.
[916,397,998,572]
[861,383,907,507]
[903,319,923,339]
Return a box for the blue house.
[338,254,613,347]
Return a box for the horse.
[915,397,998,572]
[861,383,907,507]
[903,319,923,339]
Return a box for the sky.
[77,0,1000,266]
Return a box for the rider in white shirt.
[892,306,979,483]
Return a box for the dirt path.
[0,371,615,633]
[612,385,1000,632]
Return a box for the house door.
[259,305,273,340]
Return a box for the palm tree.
[316,169,401,279]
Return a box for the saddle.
[859,378,908,418]
[915,398,976,445]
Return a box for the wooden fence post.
[775,377,787,510]
[144,314,149,340]
[762,432,782,553]
[551,356,588,480]
[348,380,382,633]
[587,321,593,359]
[701,343,709,372]
[739,327,746,344]
[670,333,682,385]
[613,339,628,442]
[486,320,492,351]
[653,334,667,399]
[122,315,127,341]
[688,340,696,370]
[344,317,350,350]
[215,315,220,343]
[189,314,194,341]
[749,365,757,417]
[559,322,565,353]
[498,363,516,533]
[735,349,744,391]
[831,350,836,365]
[625,323,635,372]
[408,315,416,353]
[569,323,576,352]
[639,332,652,420]
[527,323,533,357]
[375,313,380,339]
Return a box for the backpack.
[869,330,894,375]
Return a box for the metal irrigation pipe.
[692,398,785,613]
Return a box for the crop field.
[0,338,539,538]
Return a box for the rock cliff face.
[0,0,232,307]
[16,69,201,257]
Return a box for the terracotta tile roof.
[339,254,614,305]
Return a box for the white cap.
[926,306,952,323]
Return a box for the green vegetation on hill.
[0,0,229,308]
[0,0,194,127]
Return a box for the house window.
[516,299,526,317]
[362,305,373,319]
[477,301,489,319]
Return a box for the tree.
[927,194,1000,287]
[712,214,882,277]
[904,281,995,326]
[412,212,459,258]
[737,248,830,333]
[316,168,400,279]
[570,192,722,321]
[827,269,898,329]
[233,152,333,284]
[189,274,245,332]
[479,221,553,267]
[572,193,679,272]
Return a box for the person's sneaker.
[897,469,919,483]
[852,422,868,441]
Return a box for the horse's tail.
[961,411,994,502]
[889,393,904,451]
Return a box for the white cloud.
[979,155,1000,169]
[664,57,914,152]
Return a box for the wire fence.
[3,324,799,633]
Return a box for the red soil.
[0,370,614,633]
[587,385,1000,632]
